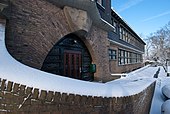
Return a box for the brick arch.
[82,38,97,64]
[41,34,94,81]
[72,30,98,64]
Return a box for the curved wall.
[0,78,155,114]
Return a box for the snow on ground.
[168,66,170,74]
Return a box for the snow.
[162,84,170,99]
[168,66,170,73]
[106,65,159,97]
[161,100,170,114]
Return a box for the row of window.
[110,19,144,50]
[109,49,143,65]
[119,26,144,49]
[97,0,144,51]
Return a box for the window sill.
[109,59,117,61]
[118,62,142,66]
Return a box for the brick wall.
[85,26,110,82]
[0,78,155,114]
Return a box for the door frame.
[64,50,82,79]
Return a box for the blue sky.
[111,0,170,37]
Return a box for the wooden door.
[64,50,82,79]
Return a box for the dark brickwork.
[0,78,155,114]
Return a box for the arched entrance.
[41,34,93,81]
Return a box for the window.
[124,51,127,64]
[118,49,125,65]
[119,27,123,39]
[118,26,143,50]
[127,52,131,63]
[97,0,105,7]
[137,54,142,63]
[125,31,128,42]
[118,49,142,65]
[109,49,117,60]
[123,29,126,41]
[111,18,117,33]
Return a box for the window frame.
[109,49,117,60]
[118,49,142,65]
[111,18,117,33]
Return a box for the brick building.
[1,0,145,82]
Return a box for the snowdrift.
[162,84,170,99]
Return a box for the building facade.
[1,0,145,82]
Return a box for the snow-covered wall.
[0,77,156,114]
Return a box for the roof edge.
[111,8,146,45]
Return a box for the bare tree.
[145,21,170,64]
[144,35,153,60]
